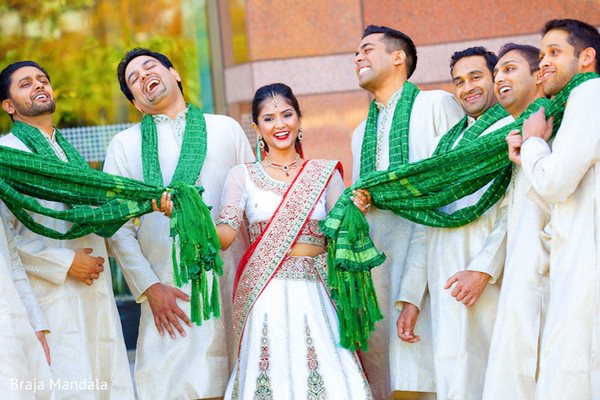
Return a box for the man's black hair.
[542,19,600,72]
[497,43,541,74]
[362,25,418,79]
[117,48,183,103]
[0,61,50,103]
[0,61,51,121]
[450,46,497,76]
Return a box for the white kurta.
[351,87,464,398]
[398,115,513,400]
[0,133,134,400]
[482,164,550,400]
[103,113,253,400]
[0,216,54,400]
[520,78,600,400]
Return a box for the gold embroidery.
[254,316,272,399]
[247,162,288,196]
[249,220,325,247]
[274,256,319,281]
[233,160,337,351]
[217,204,244,231]
[305,317,327,399]
[231,363,240,400]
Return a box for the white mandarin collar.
[466,115,477,128]
[375,87,404,112]
[151,106,189,123]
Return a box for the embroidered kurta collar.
[151,106,189,142]
[151,106,189,123]
[375,87,404,112]
[372,87,405,170]
[40,127,56,140]
[40,127,68,161]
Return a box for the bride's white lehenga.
[218,161,373,400]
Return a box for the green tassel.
[365,272,383,321]
[326,243,339,298]
[180,264,188,283]
[171,239,181,287]
[211,270,221,318]
[190,279,200,324]
[167,182,224,326]
[344,205,369,244]
[212,250,224,276]
[200,267,209,320]
[328,267,383,351]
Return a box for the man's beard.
[543,58,579,96]
[13,98,56,117]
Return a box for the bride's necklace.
[265,153,301,176]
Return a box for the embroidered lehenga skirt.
[225,254,373,399]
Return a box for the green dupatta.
[322,73,599,350]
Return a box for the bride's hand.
[351,189,372,214]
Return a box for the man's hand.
[35,331,51,365]
[506,129,523,165]
[396,302,421,343]
[68,248,105,286]
[444,270,491,307]
[145,283,192,339]
[151,191,173,218]
[522,107,553,142]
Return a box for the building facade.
[2,1,599,180]
[216,0,600,182]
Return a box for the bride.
[216,83,373,399]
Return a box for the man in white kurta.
[1,215,54,400]
[352,25,463,399]
[104,48,253,400]
[397,48,511,400]
[515,20,600,399]
[0,62,134,399]
[482,44,549,400]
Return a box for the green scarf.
[2,106,222,325]
[11,121,89,166]
[0,144,161,239]
[140,104,222,323]
[1,75,596,348]
[322,72,599,351]
[140,104,207,186]
[359,82,420,175]
[433,103,509,155]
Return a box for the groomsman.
[0,61,133,399]
[397,47,512,400]
[508,19,600,399]
[104,48,253,400]
[483,42,547,400]
[351,25,463,399]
